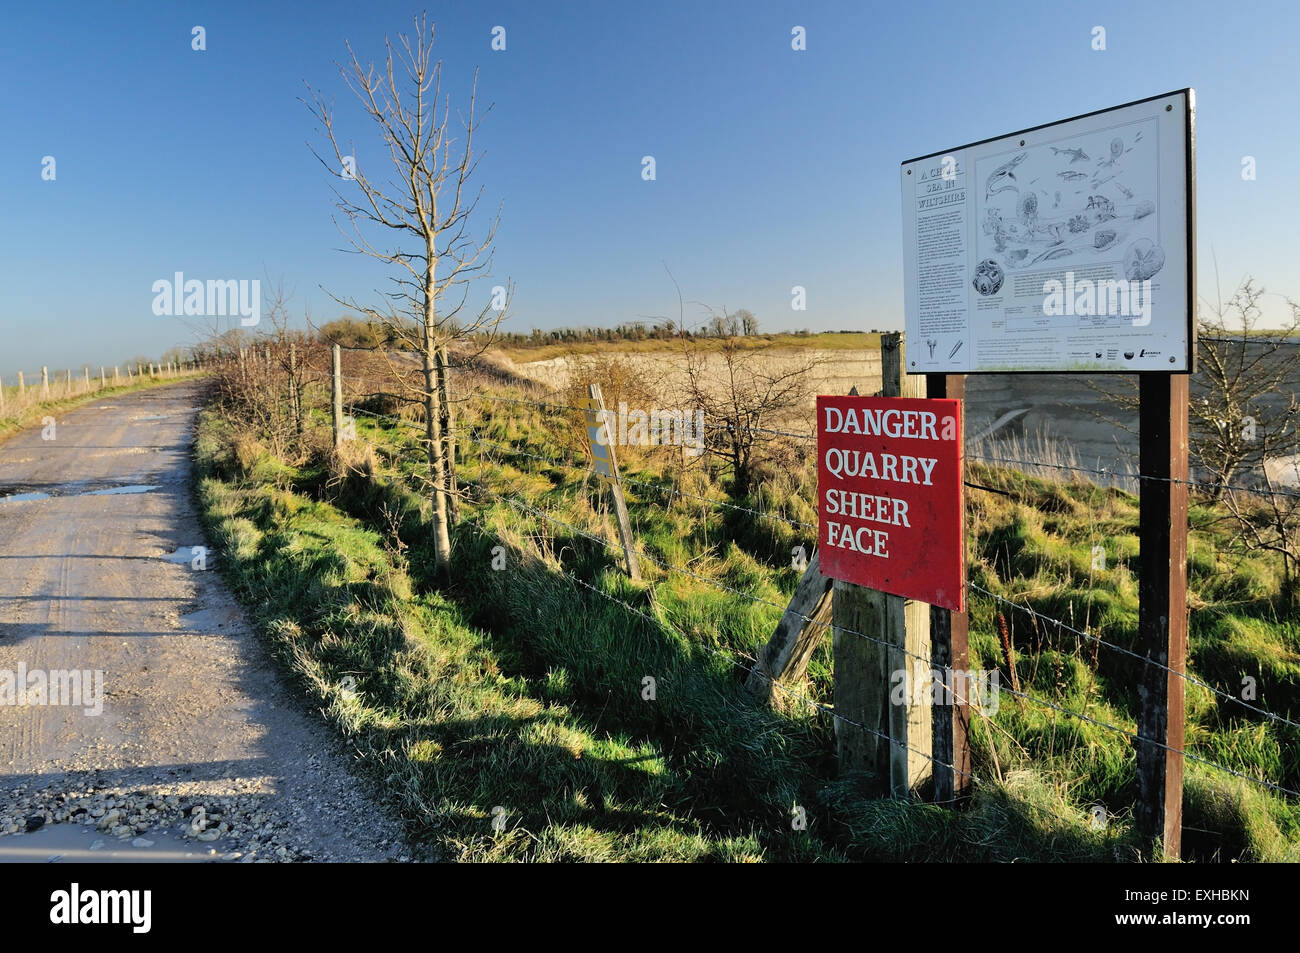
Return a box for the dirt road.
[0,382,410,862]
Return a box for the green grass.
[192,375,1300,862]
[195,412,832,860]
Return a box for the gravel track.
[0,382,413,862]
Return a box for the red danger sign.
[816,395,965,611]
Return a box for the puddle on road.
[87,485,159,496]
[0,484,160,504]
[0,823,232,863]
[0,491,52,504]
[132,408,197,422]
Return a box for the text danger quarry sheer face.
[816,396,965,611]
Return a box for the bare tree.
[1090,273,1300,498]
[305,14,511,571]
[1194,277,1300,496]
[678,306,820,495]
[1221,465,1300,613]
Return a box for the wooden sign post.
[580,384,641,581]
[824,333,967,795]
[1136,373,1189,857]
[925,372,971,804]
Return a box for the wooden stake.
[926,372,971,804]
[289,341,301,436]
[331,344,344,448]
[584,384,641,581]
[746,548,833,703]
[1136,372,1189,858]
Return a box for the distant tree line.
[314,313,881,352]
[488,309,770,349]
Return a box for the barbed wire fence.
[0,359,201,421]
[219,344,1300,852]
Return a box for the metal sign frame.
[901,89,1196,376]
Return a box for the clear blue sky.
[2,0,1296,374]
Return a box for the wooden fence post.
[437,346,458,522]
[1136,372,1189,858]
[926,372,971,805]
[18,371,25,397]
[288,341,301,436]
[41,366,49,399]
[331,344,344,448]
[833,333,931,795]
[583,383,641,581]
[746,548,833,704]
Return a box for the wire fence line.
[347,381,1300,717]
[337,376,820,532]
[425,458,1300,810]
[447,469,990,797]
[472,470,1300,803]
[467,431,819,532]
[968,452,1300,502]
[374,430,1300,805]
[970,583,1300,734]
[317,365,1299,805]
[442,506,995,817]
[520,536,984,792]
[338,368,1300,502]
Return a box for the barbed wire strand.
[969,582,1300,734]
[970,452,1300,501]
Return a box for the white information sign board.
[901,90,1194,374]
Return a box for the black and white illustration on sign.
[975,119,1159,283]
[901,90,1193,374]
